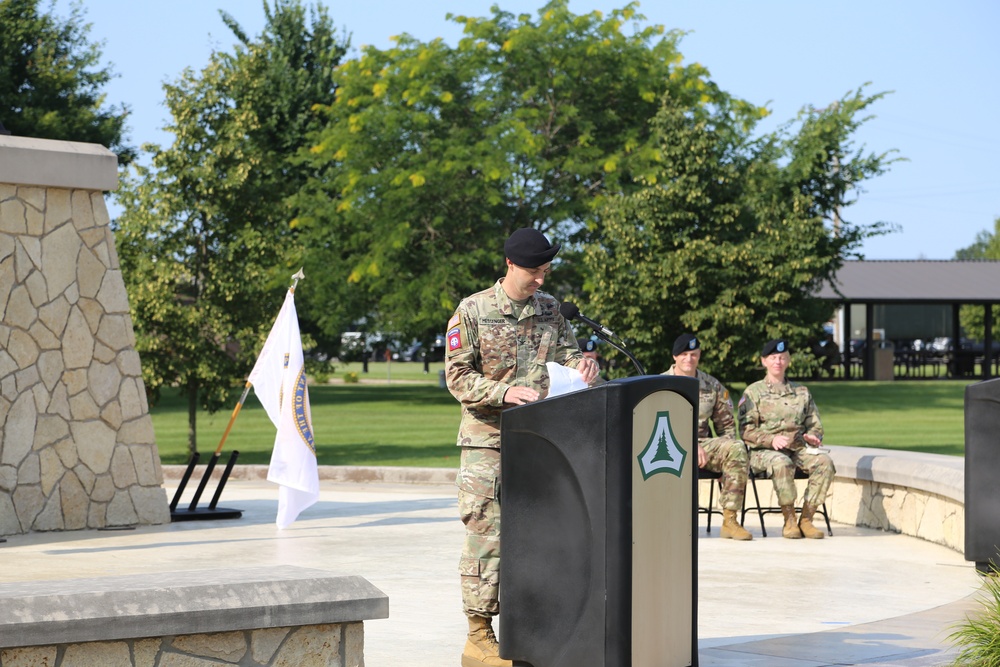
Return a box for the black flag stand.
[169,450,243,522]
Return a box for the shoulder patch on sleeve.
[447,326,463,352]
[447,313,460,329]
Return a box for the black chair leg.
[706,479,715,534]
[821,502,833,536]
[749,474,767,537]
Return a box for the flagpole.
[212,268,305,456]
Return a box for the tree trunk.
[186,379,198,459]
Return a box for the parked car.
[400,334,447,362]
[339,331,402,361]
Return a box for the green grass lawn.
[149,363,975,467]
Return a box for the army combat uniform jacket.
[738,379,823,451]
[445,279,585,450]
[661,366,737,441]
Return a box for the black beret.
[761,339,790,357]
[579,337,598,353]
[504,228,560,268]
[672,333,700,356]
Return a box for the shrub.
[342,371,359,384]
[949,561,1000,666]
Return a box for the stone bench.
[0,565,388,666]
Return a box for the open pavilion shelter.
[815,260,1000,381]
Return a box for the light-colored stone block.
[32,488,64,531]
[60,471,88,530]
[6,289,38,338]
[62,307,95,369]
[251,628,289,664]
[272,624,341,667]
[0,493,20,535]
[106,488,139,526]
[135,638,162,667]
[24,270,46,307]
[29,320,60,350]
[39,448,63,497]
[40,222,82,298]
[110,447,138,489]
[131,486,170,525]
[73,420,117,474]
[97,270,130,314]
[3,392,38,466]
[38,297,70,336]
[0,645,58,667]
[71,189,96,231]
[0,198,27,234]
[88,360,122,407]
[171,631,247,662]
[344,622,365,667]
[62,641,131,665]
[77,247,105,299]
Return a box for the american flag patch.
[447,313,460,329]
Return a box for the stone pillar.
[0,135,170,535]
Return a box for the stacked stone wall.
[0,181,169,534]
[0,624,364,667]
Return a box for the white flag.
[248,289,319,528]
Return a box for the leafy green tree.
[294,0,757,345]
[115,0,348,455]
[586,88,896,382]
[956,217,1000,343]
[0,0,134,162]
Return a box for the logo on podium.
[637,411,688,480]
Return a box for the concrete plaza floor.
[0,476,985,666]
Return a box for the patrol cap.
[579,337,598,353]
[672,333,700,356]
[504,228,560,268]
[761,338,790,357]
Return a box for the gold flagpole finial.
[290,268,305,292]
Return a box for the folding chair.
[697,468,725,533]
[741,467,832,537]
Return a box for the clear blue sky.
[56,0,1000,260]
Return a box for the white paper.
[546,362,589,398]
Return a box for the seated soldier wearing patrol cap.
[444,227,601,667]
[661,333,752,541]
[738,338,835,539]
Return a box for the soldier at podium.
[661,333,753,541]
[445,227,600,667]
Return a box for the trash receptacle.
[438,369,447,388]
[873,341,894,381]
[965,377,1000,573]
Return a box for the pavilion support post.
[985,304,994,381]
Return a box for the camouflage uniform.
[661,366,748,510]
[446,279,585,617]
[738,379,835,507]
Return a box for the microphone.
[559,302,617,339]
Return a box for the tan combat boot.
[781,505,802,539]
[462,615,512,667]
[799,503,826,539]
[720,509,752,541]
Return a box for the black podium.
[965,377,1000,572]
[499,375,699,667]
